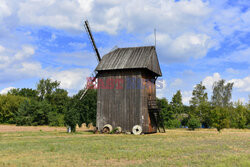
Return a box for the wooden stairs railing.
[148,99,165,133]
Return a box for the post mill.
[81,20,165,134]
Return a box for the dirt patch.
[0,124,93,132]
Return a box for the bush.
[48,111,65,126]
[230,102,248,129]
[187,117,201,130]
[16,100,51,126]
[64,108,79,132]
[0,95,27,124]
[165,119,181,129]
[210,107,230,132]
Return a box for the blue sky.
[0,0,249,105]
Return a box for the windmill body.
[83,21,164,133]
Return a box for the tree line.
[0,79,96,132]
[158,80,250,131]
[0,78,249,132]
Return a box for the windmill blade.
[80,20,100,100]
[84,20,101,62]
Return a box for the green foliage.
[64,106,79,133]
[36,78,60,101]
[157,98,174,124]
[165,119,181,129]
[190,82,208,108]
[8,88,38,99]
[1,77,248,133]
[0,78,97,129]
[230,101,248,129]
[210,107,230,132]
[48,111,65,126]
[187,117,201,130]
[0,94,27,124]
[199,102,213,128]
[16,100,52,126]
[73,89,97,127]
[171,90,184,115]
[189,82,212,128]
[50,88,69,114]
[211,79,233,107]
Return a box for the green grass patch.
[0,129,249,166]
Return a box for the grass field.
[0,126,249,167]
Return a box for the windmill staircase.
[148,99,165,133]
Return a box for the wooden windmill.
[81,20,165,134]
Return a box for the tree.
[15,100,52,126]
[50,88,69,114]
[230,101,248,129]
[157,98,175,127]
[73,89,97,127]
[211,80,233,107]
[47,88,69,126]
[190,82,208,108]
[171,90,183,115]
[36,78,60,101]
[0,94,27,124]
[8,88,38,99]
[210,107,230,132]
[187,117,201,130]
[189,82,211,127]
[64,102,79,132]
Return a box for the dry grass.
[0,124,93,132]
[0,126,249,167]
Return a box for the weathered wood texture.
[96,69,157,133]
[96,46,161,133]
[96,46,162,76]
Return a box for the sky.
[0,0,249,105]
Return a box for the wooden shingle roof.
[95,46,162,76]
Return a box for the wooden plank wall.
[96,69,157,133]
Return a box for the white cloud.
[0,0,11,20]
[0,43,93,94]
[0,0,249,99]
[0,45,44,83]
[182,91,192,105]
[202,73,250,93]
[156,79,167,98]
[226,47,250,64]
[170,78,183,87]
[150,33,213,62]
[17,0,93,31]
[229,76,250,92]
[46,68,91,93]
[0,45,5,52]
[0,45,35,70]
[0,87,15,94]
[0,0,249,63]
[203,73,221,90]
[14,45,35,60]
[226,68,240,74]
[19,62,43,77]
